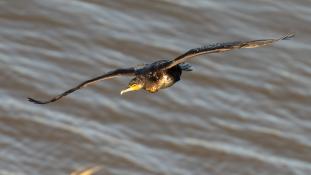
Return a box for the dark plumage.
[28,33,294,104]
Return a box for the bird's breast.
[144,73,175,92]
[160,74,175,88]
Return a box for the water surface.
[0,1,310,175]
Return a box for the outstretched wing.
[28,67,136,104]
[161,33,295,70]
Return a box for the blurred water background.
[0,0,310,175]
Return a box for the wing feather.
[162,33,295,70]
[28,67,135,104]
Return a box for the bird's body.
[28,33,294,104]
[134,61,189,93]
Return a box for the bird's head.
[120,77,144,95]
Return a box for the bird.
[28,33,294,104]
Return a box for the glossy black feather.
[28,67,135,104]
[162,33,295,70]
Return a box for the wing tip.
[280,33,295,40]
[27,97,47,104]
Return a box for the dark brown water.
[1,1,310,175]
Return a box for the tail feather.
[179,63,192,71]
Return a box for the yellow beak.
[120,84,142,95]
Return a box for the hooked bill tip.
[120,87,133,95]
[120,89,129,95]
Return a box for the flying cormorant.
[28,33,294,104]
